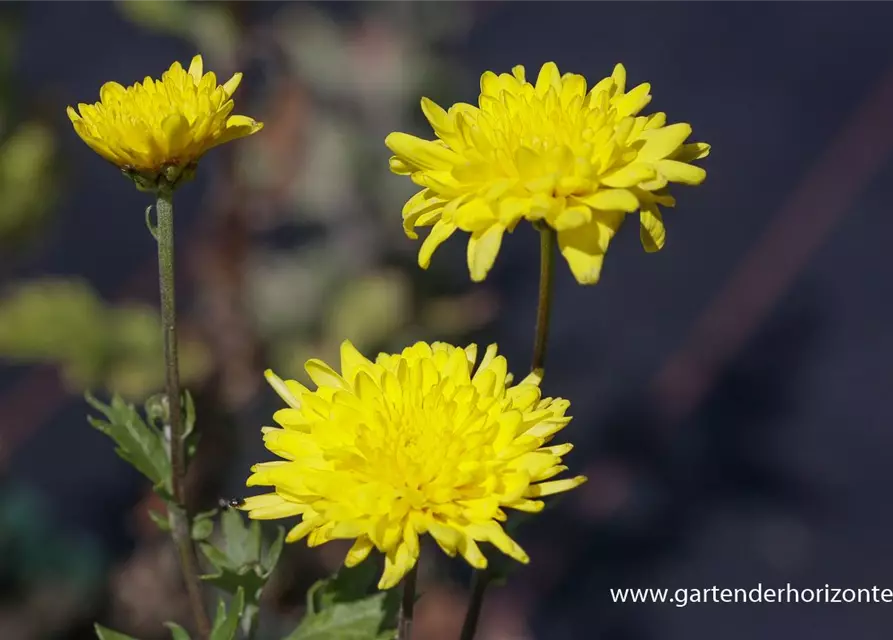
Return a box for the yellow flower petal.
[637,123,692,162]
[187,55,203,84]
[385,61,707,283]
[611,63,627,94]
[240,342,581,588]
[601,163,656,188]
[222,72,242,99]
[656,159,707,185]
[526,475,587,497]
[344,536,374,567]
[467,224,504,282]
[265,370,302,409]
[575,188,639,212]
[66,56,262,180]
[535,62,561,97]
[305,359,349,391]
[385,132,460,170]
[640,204,666,253]
[557,212,624,284]
[418,219,457,269]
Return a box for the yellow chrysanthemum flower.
[67,54,262,189]
[385,62,710,284]
[240,340,585,589]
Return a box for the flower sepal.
[123,161,198,195]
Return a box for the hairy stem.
[156,191,211,638]
[459,225,557,640]
[397,566,418,640]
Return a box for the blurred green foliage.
[0,122,55,245]
[0,279,210,399]
[0,7,57,250]
[115,1,240,67]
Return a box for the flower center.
[479,93,644,198]
[345,382,495,507]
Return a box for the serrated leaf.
[210,587,245,640]
[261,525,285,572]
[86,393,170,492]
[163,622,190,640]
[94,624,139,640]
[201,563,267,602]
[199,541,234,571]
[199,509,281,638]
[220,508,261,568]
[191,508,218,541]
[290,557,398,640]
[148,509,171,532]
[192,517,214,541]
[285,593,396,640]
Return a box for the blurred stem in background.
[397,565,418,640]
[155,191,212,638]
[460,225,556,640]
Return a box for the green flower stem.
[156,191,211,638]
[398,565,418,640]
[531,224,556,374]
[460,224,557,640]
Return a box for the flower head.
[240,340,585,589]
[67,55,262,190]
[386,62,710,284]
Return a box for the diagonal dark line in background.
[650,62,893,427]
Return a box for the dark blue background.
[4,2,893,639]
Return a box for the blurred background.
[2,1,893,639]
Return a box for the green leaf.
[310,558,379,613]
[200,561,267,604]
[198,541,233,571]
[199,510,282,636]
[86,392,170,493]
[220,507,261,568]
[148,509,171,532]
[199,509,285,636]
[285,593,397,640]
[210,587,245,640]
[261,525,285,572]
[191,508,218,541]
[286,557,398,640]
[163,622,190,640]
[94,624,139,640]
